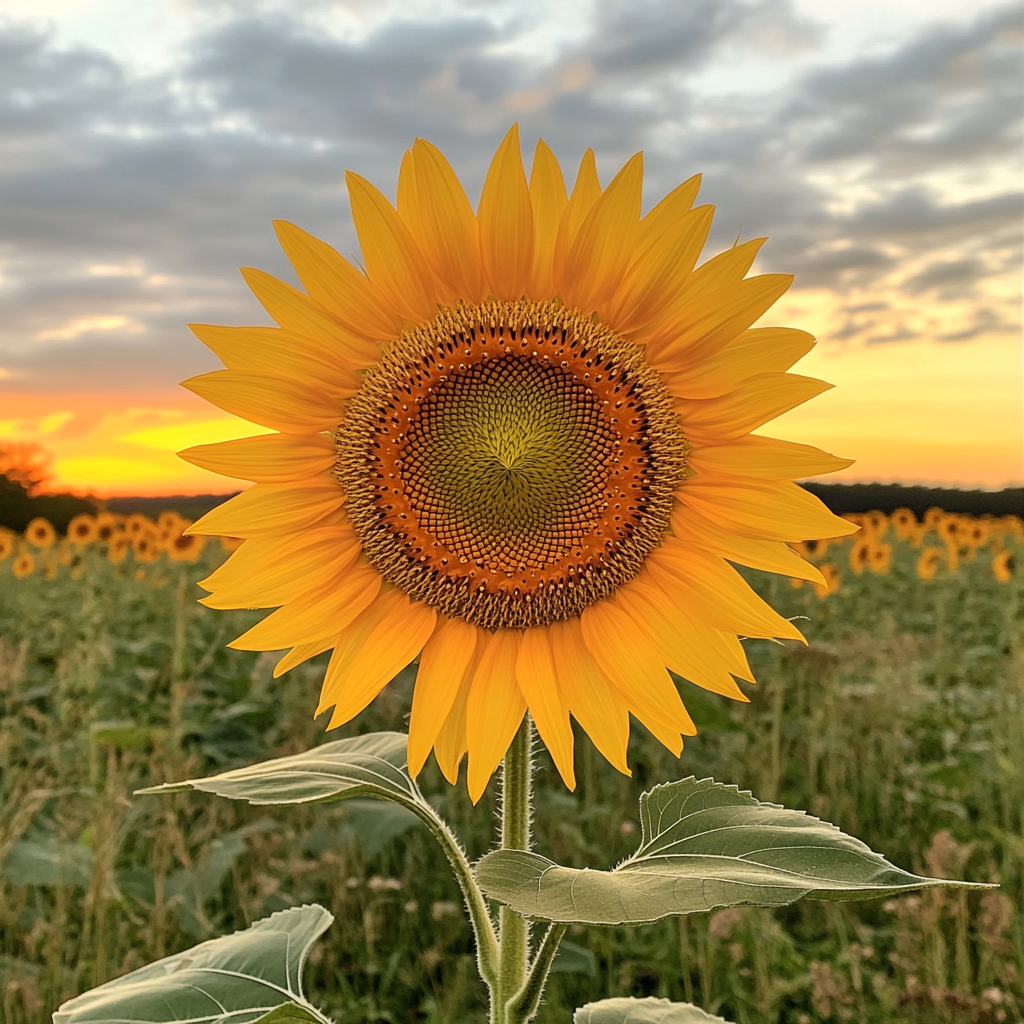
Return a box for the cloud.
[0,0,1019,397]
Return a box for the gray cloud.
[0,0,1019,394]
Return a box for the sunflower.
[917,547,944,580]
[25,517,56,549]
[993,550,1014,583]
[167,531,205,563]
[849,539,871,575]
[180,126,855,800]
[132,533,160,564]
[94,512,123,544]
[124,514,153,540]
[868,542,892,575]
[12,551,35,579]
[814,562,841,599]
[0,528,15,562]
[67,513,98,546]
[890,508,917,540]
[108,535,130,565]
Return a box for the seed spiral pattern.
[337,300,688,629]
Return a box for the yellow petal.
[466,629,526,804]
[616,578,748,700]
[433,669,473,784]
[516,627,575,790]
[686,435,854,479]
[649,273,795,368]
[645,540,806,641]
[552,149,601,290]
[548,618,630,776]
[605,205,713,335]
[199,524,360,609]
[671,502,826,585]
[408,616,482,777]
[677,372,833,443]
[478,124,534,301]
[188,480,344,538]
[274,638,336,679]
[240,267,375,360]
[558,152,643,312]
[319,592,436,728]
[402,139,485,303]
[178,433,336,484]
[188,324,361,392]
[346,171,438,323]
[181,369,346,435]
[229,561,381,651]
[662,327,816,399]
[273,220,399,350]
[640,238,765,351]
[677,476,860,542]
[635,174,702,254]
[526,138,568,300]
[580,599,693,753]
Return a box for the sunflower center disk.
[404,354,614,574]
[338,300,687,630]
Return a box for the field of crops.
[0,508,1021,1024]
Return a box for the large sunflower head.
[181,125,856,802]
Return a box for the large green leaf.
[574,997,729,1023]
[475,777,992,925]
[53,904,332,1024]
[137,732,417,808]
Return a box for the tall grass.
[0,517,1021,1023]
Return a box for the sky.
[0,0,1021,496]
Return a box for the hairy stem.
[413,795,500,990]
[507,922,568,1024]
[493,717,534,1023]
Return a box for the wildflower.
[0,528,15,562]
[179,127,855,799]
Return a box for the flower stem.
[493,716,533,1023]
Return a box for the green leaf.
[136,731,417,808]
[52,904,332,1024]
[574,997,729,1023]
[475,777,993,925]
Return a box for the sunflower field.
[0,506,1021,1024]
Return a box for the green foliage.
[476,778,991,925]
[53,904,332,1024]
[138,732,418,808]
[0,534,1022,1023]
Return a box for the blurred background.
[0,0,1020,500]
[1,4,1023,1024]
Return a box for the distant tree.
[0,441,98,533]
